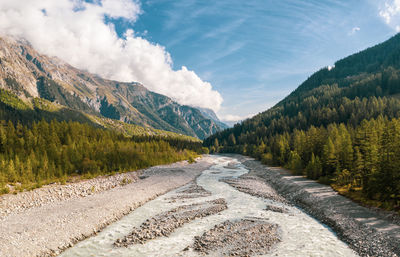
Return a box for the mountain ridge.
[204,33,400,211]
[0,36,225,139]
[197,107,229,130]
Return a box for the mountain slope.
[197,107,229,130]
[0,87,200,142]
[208,33,400,141]
[204,33,400,211]
[0,36,222,139]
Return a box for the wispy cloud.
[349,26,360,35]
[379,0,400,30]
[162,0,209,30]
[201,41,247,66]
[203,18,246,39]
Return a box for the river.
[59,155,357,257]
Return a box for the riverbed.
[60,155,357,257]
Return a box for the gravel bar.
[0,156,213,257]
[222,175,287,203]
[166,182,211,200]
[192,218,281,256]
[114,198,227,247]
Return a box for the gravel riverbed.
[1,154,398,257]
[50,155,360,257]
[229,154,400,257]
[166,181,211,201]
[192,218,281,256]
[114,198,227,247]
[0,172,139,219]
[0,157,213,257]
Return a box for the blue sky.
[111,0,396,122]
[4,0,397,123]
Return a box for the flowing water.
[60,155,358,257]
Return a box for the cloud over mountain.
[0,0,222,111]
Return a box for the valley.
[0,1,400,257]
[3,155,398,256]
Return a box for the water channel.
[60,155,357,257]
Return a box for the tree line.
[204,58,400,212]
[206,116,400,210]
[0,119,207,194]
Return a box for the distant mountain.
[0,36,223,139]
[197,107,229,129]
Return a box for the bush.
[201,147,210,154]
[261,153,273,165]
[0,186,10,195]
[188,156,196,163]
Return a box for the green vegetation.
[37,76,93,112]
[205,34,400,212]
[0,88,201,141]
[0,89,96,126]
[0,119,206,194]
[32,97,62,112]
[90,114,201,141]
[0,88,205,195]
[0,88,31,110]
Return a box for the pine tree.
[25,157,34,183]
[338,124,353,170]
[353,147,364,188]
[228,133,236,146]
[7,160,17,183]
[306,153,322,179]
[322,137,337,176]
[287,151,303,175]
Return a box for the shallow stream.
[60,155,357,257]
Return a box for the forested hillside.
[0,119,207,194]
[204,34,400,211]
[0,88,200,139]
[0,80,209,194]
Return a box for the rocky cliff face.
[197,107,229,130]
[0,36,225,138]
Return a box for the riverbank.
[230,154,400,257]
[2,154,398,257]
[0,156,213,257]
[60,155,357,257]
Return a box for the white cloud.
[349,26,360,35]
[0,0,223,112]
[218,113,254,123]
[379,0,400,30]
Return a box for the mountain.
[0,36,223,139]
[204,33,400,210]
[206,33,400,143]
[197,107,229,129]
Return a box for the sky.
[0,0,400,124]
